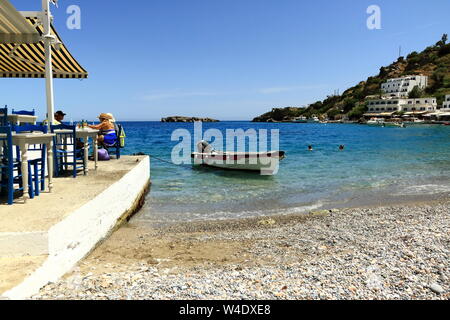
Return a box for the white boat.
[404,118,426,125]
[367,118,385,126]
[308,116,320,123]
[191,141,286,175]
[293,116,308,123]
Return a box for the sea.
[120,121,450,225]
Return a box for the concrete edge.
[2,156,150,300]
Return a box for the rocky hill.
[253,34,450,122]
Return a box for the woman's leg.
[97,135,105,148]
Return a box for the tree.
[408,86,423,99]
[436,34,448,48]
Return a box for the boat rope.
[133,153,193,170]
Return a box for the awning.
[403,111,428,115]
[364,113,380,117]
[379,112,395,117]
[0,14,87,78]
[423,112,441,117]
[363,112,395,117]
[0,0,40,43]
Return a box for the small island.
[161,116,220,123]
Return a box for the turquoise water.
[122,122,450,223]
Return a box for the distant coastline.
[161,116,219,123]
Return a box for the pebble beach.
[34,201,449,300]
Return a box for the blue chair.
[12,125,48,198]
[12,109,35,116]
[104,123,122,159]
[0,125,46,204]
[51,124,86,178]
[0,126,14,205]
[0,106,8,126]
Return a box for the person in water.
[89,113,118,147]
[308,145,313,151]
[339,145,345,150]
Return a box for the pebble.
[429,283,444,294]
[32,202,450,300]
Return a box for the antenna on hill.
[399,46,402,58]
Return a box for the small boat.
[308,116,320,123]
[191,141,286,175]
[293,116,308,123]
[367,118,385,126]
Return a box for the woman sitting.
[89,113,118,147]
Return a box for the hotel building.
[381,75,428,98]
[366,98,437,116]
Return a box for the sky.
[2,0,450,121]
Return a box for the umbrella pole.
[42,0,54,127]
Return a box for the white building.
[367,97,437,115]
[381,75,428,98]
[442,95,450,109]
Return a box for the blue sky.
[3,0,450,121]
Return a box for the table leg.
[47,140,53,193]
[20,142,29,203]
[94,135,98,170]
[84,138,89,175]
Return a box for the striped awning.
[0,0,40,43]
[0,9,88,79]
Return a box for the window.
[376,108,379,111]
[412,108,416,111]
[403,108,408,111]
[370,108,374,111]
[420,107,425,111]
[408,101,413,104]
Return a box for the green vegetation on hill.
[253,34,450,122]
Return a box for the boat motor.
[197,140,214,153]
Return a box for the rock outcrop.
[161,116,219,123]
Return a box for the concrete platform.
[0,156,150,299]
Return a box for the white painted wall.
[3,156,150,300]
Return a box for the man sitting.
[43,110,66,125]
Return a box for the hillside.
[253,34,450,122]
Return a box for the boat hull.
[191,151,285,175]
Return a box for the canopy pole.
[42,0,54,126]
